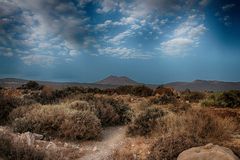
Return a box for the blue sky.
[0,0,239,84]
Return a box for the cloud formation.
[160,15,206,56]
[0,0,210,65]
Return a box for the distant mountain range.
[1,76,240,92]
[164,80,240,91]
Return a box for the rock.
[46,142,57,150]
[19,132,35,146]
[92,146,98,152]
[33,133,44,140]
[177,143,240,160]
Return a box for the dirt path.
[79,126,127,160]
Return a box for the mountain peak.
[96,75,139,86]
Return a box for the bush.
[202,90,240,108]
[69,100,97,113]
[88,97,133,126]
[148,133,201,160]
[150,94,178,105]
[32,86,86,105]
[0,132,45,160]
[127,107,166,136]
[148,109,236,160]
[19,81,43,90]
[0,93,24,124]
[12,104,102,140]
[154,86,175,96]
[114,85,153,97]
[61,111,102,140]
[170,102,191,113]
[182,91,205,103]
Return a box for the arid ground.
[1,81,240,160]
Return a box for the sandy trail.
[79,126,127,160]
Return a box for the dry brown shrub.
[69,100,97,113]
[60,110,102,140]
[148,133,201,160]
[112,137,152,160]
[12,104,102,140]
[0,132,45,160]
[148,108,237,160]
[127,107,166,136]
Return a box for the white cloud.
[222,4,236,11]
[97,0,118,13]
[98,47,151,59]
[21,55,56,65]
[160,38,194,56]
[96,20,112,30]
[108,30,133,44]
[160,15,206,56]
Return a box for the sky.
[0,0,240,84]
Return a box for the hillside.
[96,75,139,86]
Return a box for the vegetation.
[0,93,24,124]
[127,107,166,136]
[0,132,45,160]
[18,81,43,90]
[12,104,102,140]
[202,90,240,108]
[182,90,205,103]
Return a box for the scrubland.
[0,81,240,159]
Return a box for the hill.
[165,80,240,92]
[96,75,139,86]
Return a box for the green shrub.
[202,90,240,108]
[0,132,45,160]
[127,107,166,136]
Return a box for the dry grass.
[148,108,237,160]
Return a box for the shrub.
[182,91,205,103]
[202,90,240,108]
[148,133,201,160]
[12,104,102,140]
[69,100,97,113]
[60,111,102,140]
[127,107,166,136]
[32,86,86,105]
[170,102,191,113]
[148,109,236,160]
[150,94,178,105]
[19,81,43,90]
[131,85,153,97]
[0,132,45,160]
[154,86,175,96]
[115,85,153,97]
[89,97,133,126]
[0,93,24,124]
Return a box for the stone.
[92,146,98,152]
[33,133,44,140]
[19,132,35,146]
[177,143,240,160]
[46,142,57,150]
